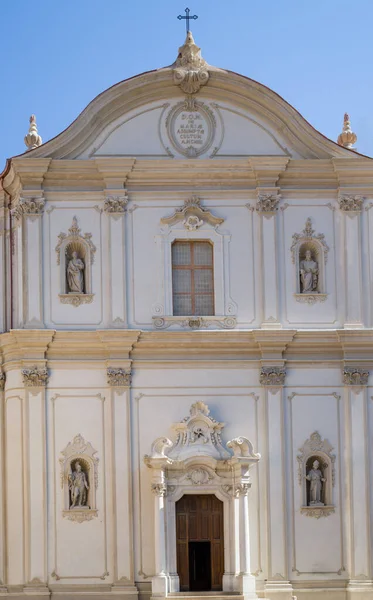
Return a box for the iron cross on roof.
[177,7,198,33]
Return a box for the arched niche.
[291,218,329,304]
[297,431,335,518]
[59,434,99,523]
[55,216,96,307]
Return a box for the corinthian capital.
[107,367,131,387]
[260,366,286,386]
[343,366,369,386]
[151,483,167,497]
[256,193,281,214]
[338,194,364,212]
[22,366,49,387]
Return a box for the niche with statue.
[291,218,329,304]
[55,216,96,307]
[297,431,335,518]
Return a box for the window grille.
[172,241,214,316]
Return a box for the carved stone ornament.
[291,218,329,264]
[24,114,42,150]
[343,366,369,386]
[22,365,49,387]
[172,31,209,94]
[55,216,96,266]
[227,436,261,459]
[59,434,99,523]
[59,293,94,307]
[294,294,327,305]
[107,367,131,387]
[151,483,167,496]
[259,366,286,387]
[337,113,357,149]
[163,98,218,158]
[300,506,335,519]
[104,194,128,213]
[256,193,281,214]
[338,194,364,212]
[153,316,236,330]
[11,197,45,222]
[161,195,223,229]
[187,468,213,485]
[183,215,204,231]
[297,431,336,487]
[0,372,5,391]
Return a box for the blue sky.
[1,0,372,167]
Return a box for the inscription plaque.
[162,99,220,158]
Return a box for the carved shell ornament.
[173,31,209,94]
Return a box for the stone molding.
[22,365,49,387]
[256,193,281,214]
[107,367,132,387]
[338,194,364,212]
[343,366,369,386]
[104,193,128,213]
[172,31,209,94]
[259,366,286,386]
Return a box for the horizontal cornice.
[1,329,373,367]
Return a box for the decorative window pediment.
[161,195,224,230]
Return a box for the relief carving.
[107,367,132,387]
[338,194,364,212]
[11,197,45,222]
[343,366,369,386]
[151,483,167,497]
[22,365,48,387]
[256,193,281,214]
[259,366,286,387]
[104,194,128,213]
[186,468,213,485]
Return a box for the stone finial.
[24,115,42,150]
[337,113,357,149]
[173,31,209,94]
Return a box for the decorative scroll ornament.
[161,195,223,229]
[227,436,261,459]
[55,216,96,266]
[22,366,49,387]
[153,316,236,330]
[107,367,131,387]
[184,215,203,230]
[256,193,281,214]
[337,113,357,149]
[297,431,336,487]
[24,114,42,150]
[338,194,364,213]
[104,194,128,213]
[11,197,45,222]
[173,31,209,94]
[259,366,286,387]
[343,366,369,386]
[60,294,94,307]
[0,372,5,391]
[300,506,335,519]
[291,217,329,264]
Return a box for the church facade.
[0,31,373,600]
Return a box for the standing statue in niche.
[306,459,326,505]
[300,250,318,293]
[67,251,85,294]
[69,461,89,508]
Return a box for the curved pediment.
[16,35,363,162]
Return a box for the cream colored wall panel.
[48,392,111,582]
[5,395,25,584]
[289,392,343,577]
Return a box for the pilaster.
[343,366,373,599]
[107,366,138,599]
[0,372,6,593]
[21,195,45,328]
[104,191,128,328]
[339,193,364,328]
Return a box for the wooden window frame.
[172,240,215,316]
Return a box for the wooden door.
[176,494,224,591]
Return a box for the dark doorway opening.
[188,541,211,591]
[176,494,224,591]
